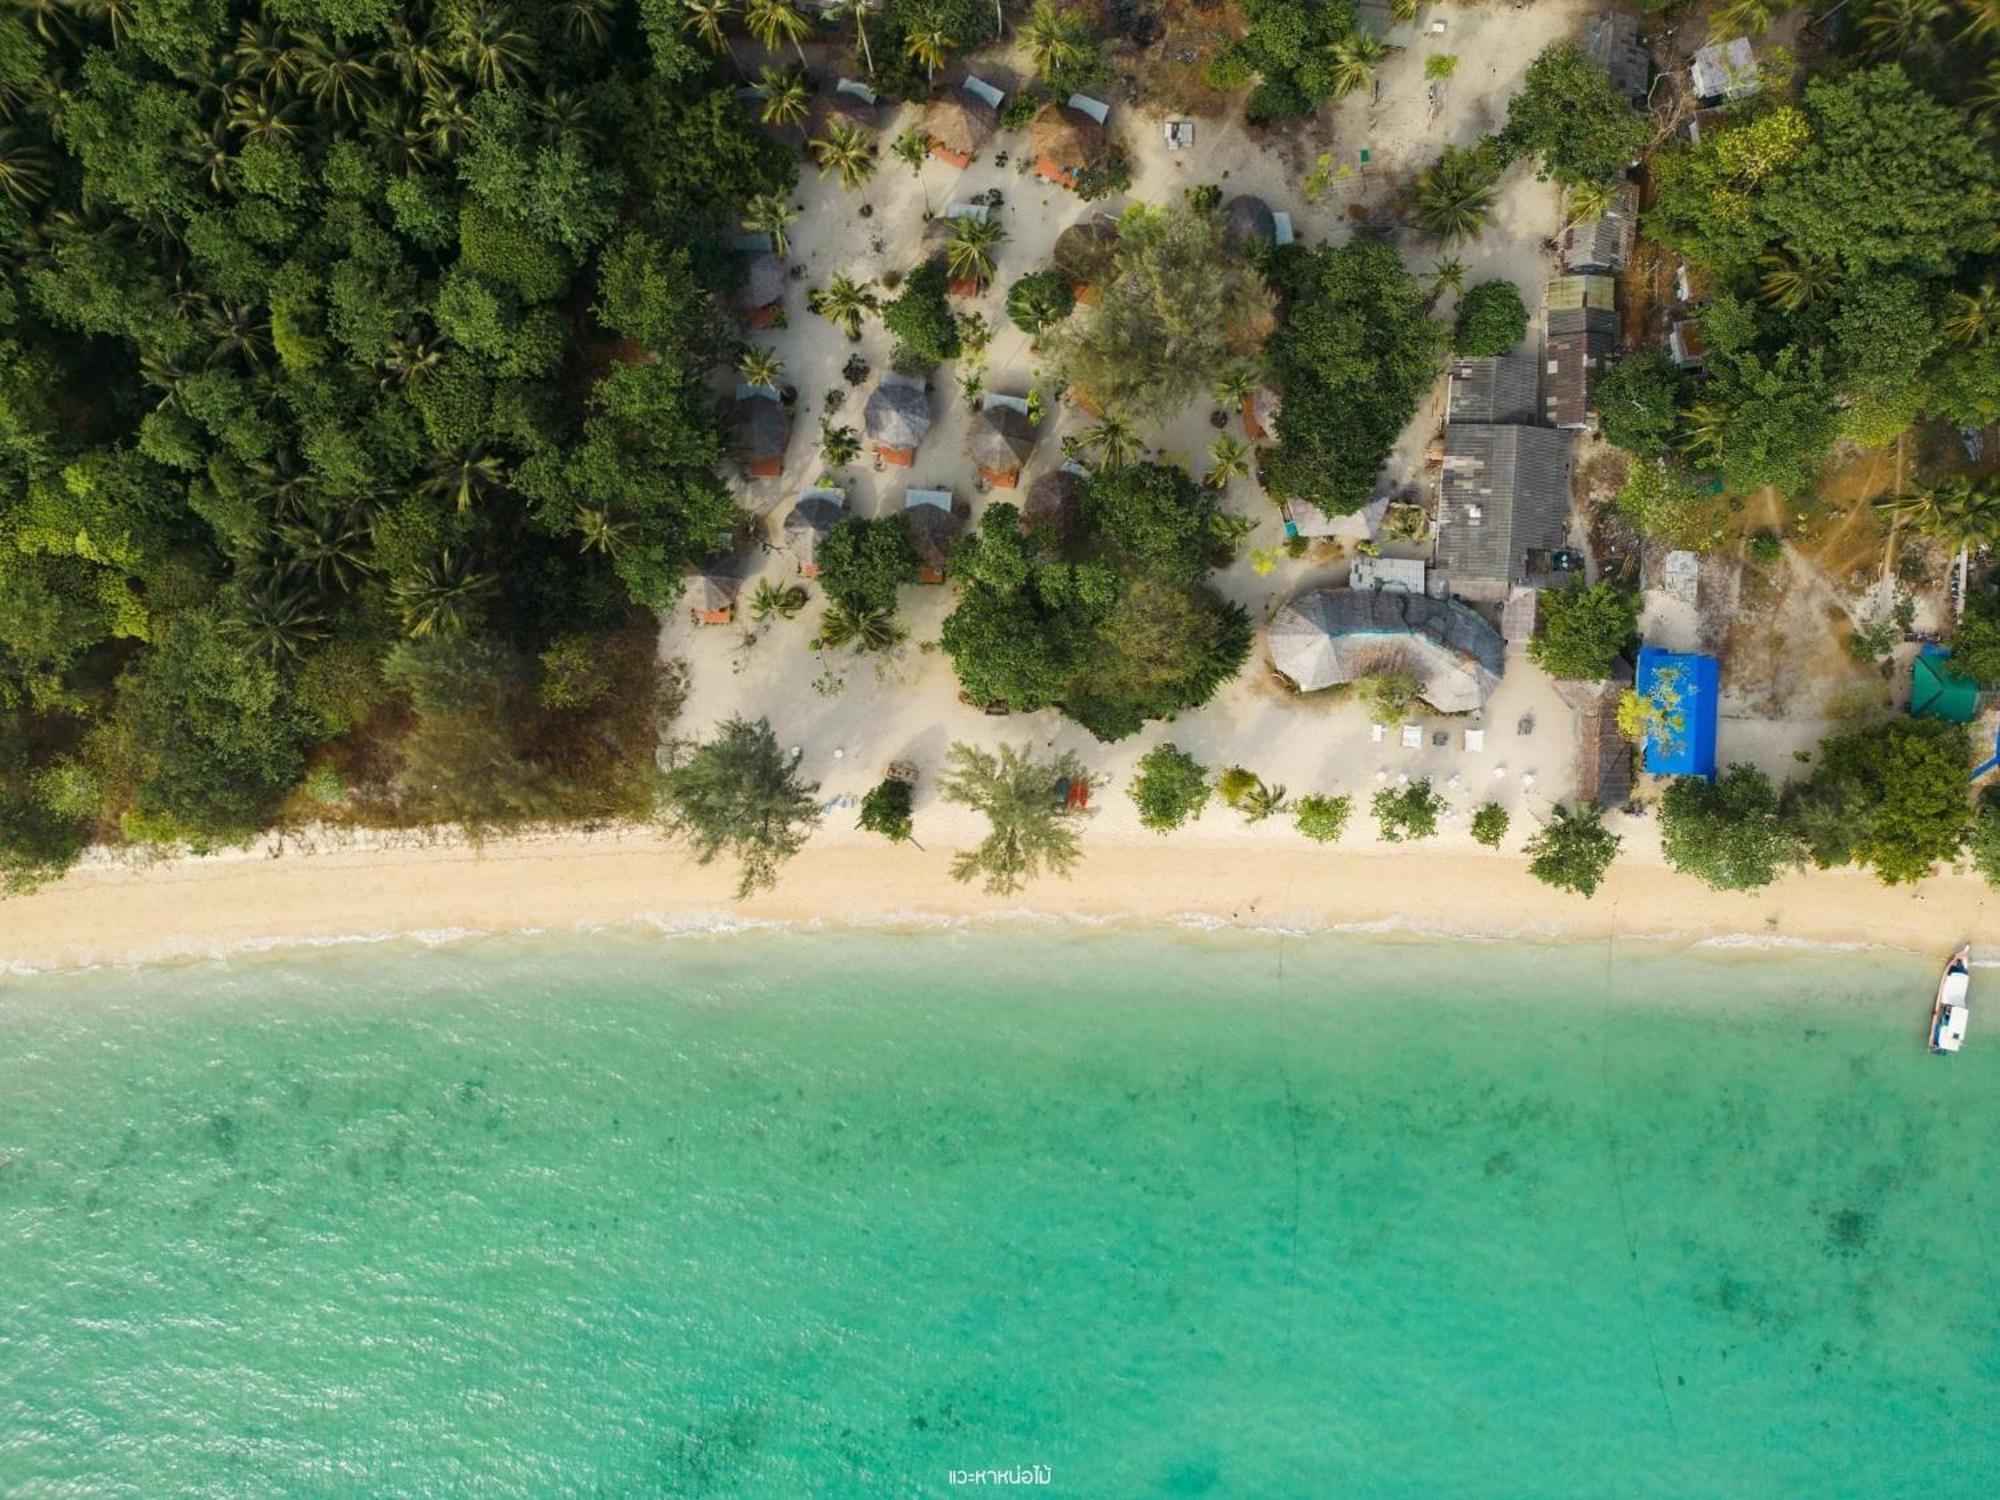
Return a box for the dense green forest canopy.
[0,0,795,885]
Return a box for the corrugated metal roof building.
[1583,12,1650,107]
[1544,327,1620,430]
[1448,354,1541,426]
[1436,425,1573,597]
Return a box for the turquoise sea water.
[1,927,1996,1497]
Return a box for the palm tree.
[380,18,451,93]
[744,191,799,255]
[203,303,272,370]
[738,345,784,387]
[393,550,498,639]
[1408,145,1496,245]
[1945,283,1997,347]
[427,447,507,513]
[819,600,905,652]
[1860,0,1948,55]
[1675,401,1726,465]
[1877,478,2000,547]
[809,273,881,339]
[296,32,381,120]
[364,101,439,173]
[832,0,875,74]
[945,214,1005,286]
[1709,0,1786,40]
[75,0,136,47]
[0,129,53,208]
[1974,61,2000,131]
[755,64,811,130]
[277,506,375,596]
[1023,1,1086,81]
[576,506,633,558]
[538,86,603,151]
[1327,33,1387,99]
[1756,251,1840,313]
[819,420,861,467]
[1962,0,2000,42]
[1080,413,1140,469]
[682,0,739,61]
[229,83,305,147]
[1561,180,1615,232]
[421,85,477,157]
[1205,435,1252,489]
[14,0,75,46]
[747,0,812,64]
[1424,257,1467,305]
[1212,365,1259,408]
[751,579,809,622]
[238,582,329,665]
[454,3,538,90]
[903,12,953,80]
[890,125,932,214]
[558,0,618,47]
[810,120,878,189]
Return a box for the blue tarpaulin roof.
[1636,646,1719,779]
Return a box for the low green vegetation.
[1596,354,1685,460]
[883,259,961,368]
[1294,793,1352,844]
[1660,765,1802,892]
[1782,718,1972,886]
[1357,671,1424,726]
[859,775,916,843]
[1129,744,1211,832]
[1211,0,1362,123]
[1470,803,1510,848]
[1973,790,2000,889]
[1006,271,1075,338]
[941,741,1086,895]
[1524,804,1621,897]
[1219,766,1290,822]
[660,717,821,899]
[1527,583,1640,683]
[1372,780,1443,843]
[1616,462,1734,552]
[1453,281,1528,356]
[818,517,921,614]
[1497,42,1647,187]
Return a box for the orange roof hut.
[864,379,932,466]
[967,404,1037,488]
[1029,105,1105,189]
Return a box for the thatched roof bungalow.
[1242,388,1282,443]
[926,93,997,167]
[967,403,1037,488]
[687,565,740,625]
[1023,464,1086,540]
[783,490,846,576]
[864,379,931,465]
[1029,105,1106,189]
[903,490,959,583]
[730,394,791,479]
[735,252,786,328]
[1051,217,1119,303]
[1268,589,1505,713]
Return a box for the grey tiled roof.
[1448,355,1541,426]
[1436,425,1572,586]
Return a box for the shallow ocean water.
[0,927,1994,1497]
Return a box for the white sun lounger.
[1400,724,1422,749]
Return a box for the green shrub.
[1129,744,1212,832]
[1294,793,1352,843]
[1372,779,1443,842]
[1453,280,1528,355]
[859,775,915,842]
[1471,802,1510,848]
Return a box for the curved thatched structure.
[688,565,740,622]
[1268,589,1505,712]
[967,406,1036,483]
[1023,467,1084,540]
[730,397,790,474]
[1051,218,1119,292]
[783,492,845,574]
[1222,194,1277,247]
[1029,105,1105,180]
[736,252,786,310]
[903,503,960,579]
[926,95,996,162]
[864,381,931,457]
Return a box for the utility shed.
[1436,425,1572,596]
[1545,327,1619,429]
[1583,11,1650,107]
[1447,355,1541,426]
[1560,181,1640,273]
[1557,657,1637,807]
[1691,37,1759,102]
[1635,646,1720,778]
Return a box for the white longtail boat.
[1929,946,1972,1055]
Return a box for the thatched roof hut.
[736,252,786,311]
[816,78,883,131]
[1243,387,1282,443]
[967,405,1037,486]
[903,500,960,581]
[1222,194,1277,246]
[687,565,740,624]
[1268,589,1504,711]
[1051,218,1119,296]
[783,491,846,575]
[864,381,931,460]
[730,396,791,477]
[1029,105,1105,185]
[926,95,997,164]
[1023,466,1085,540]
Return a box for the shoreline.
[0,823,1990,974]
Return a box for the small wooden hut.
[967,404,1037,488]
[864,380,932,466]
[730,395,791,479]
[1029,105,1106,189]
[735,252,787,329]
[783,490,846,576]
[688,566,740,625]
[925,94,997,168]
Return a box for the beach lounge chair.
[1465,728,1485,752]
[1400,724,1422,749]
[1372,723,1386,743]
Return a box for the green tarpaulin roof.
[1911,650,1978,724]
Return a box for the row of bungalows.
[924,75,1117,197]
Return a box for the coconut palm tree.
[744,191,799,254]
[1675,401,1726,465]
[380,18,451,93]
[1023,1,1086,81]
[427,446,507,513]
[1212,365,1259,408]
[1962,0,2000,41]
[393,550,498,639]
[903,13,953,80]
[1079,413,1140,469]
[738,345,784,387]
[278,506,375,597]
[1709,0,1787,40]
[819,600,905,652]
[576,506,633,558]
[945,214,1005,286]
[1205,435,1252,489]
[75,0,136,47]
[1877,477,2000,547]
[1424,257,1467,305]
[1408,146,1496,245]
[755,64,811,130]
[747,0,812,64]
[682,0,738,61]
[819,420,861,467]
[1945,283,1997,347]
[890,124,932,214]
[229,83,306,147]
[296,31,381,120]
[810,120,878,188]
[0,129,53,209]
[421,85,477,157]
[1327,33,1387,99]
[809,273,881,339]
[238,581,329,665]
[453,3,538,90]
[1974,61,2000,131]
[832,0,875,74]
[1561,180,1615,232]
[1756,251,1840,313]
[558,0,618,47]
[1860,0,1949,56]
